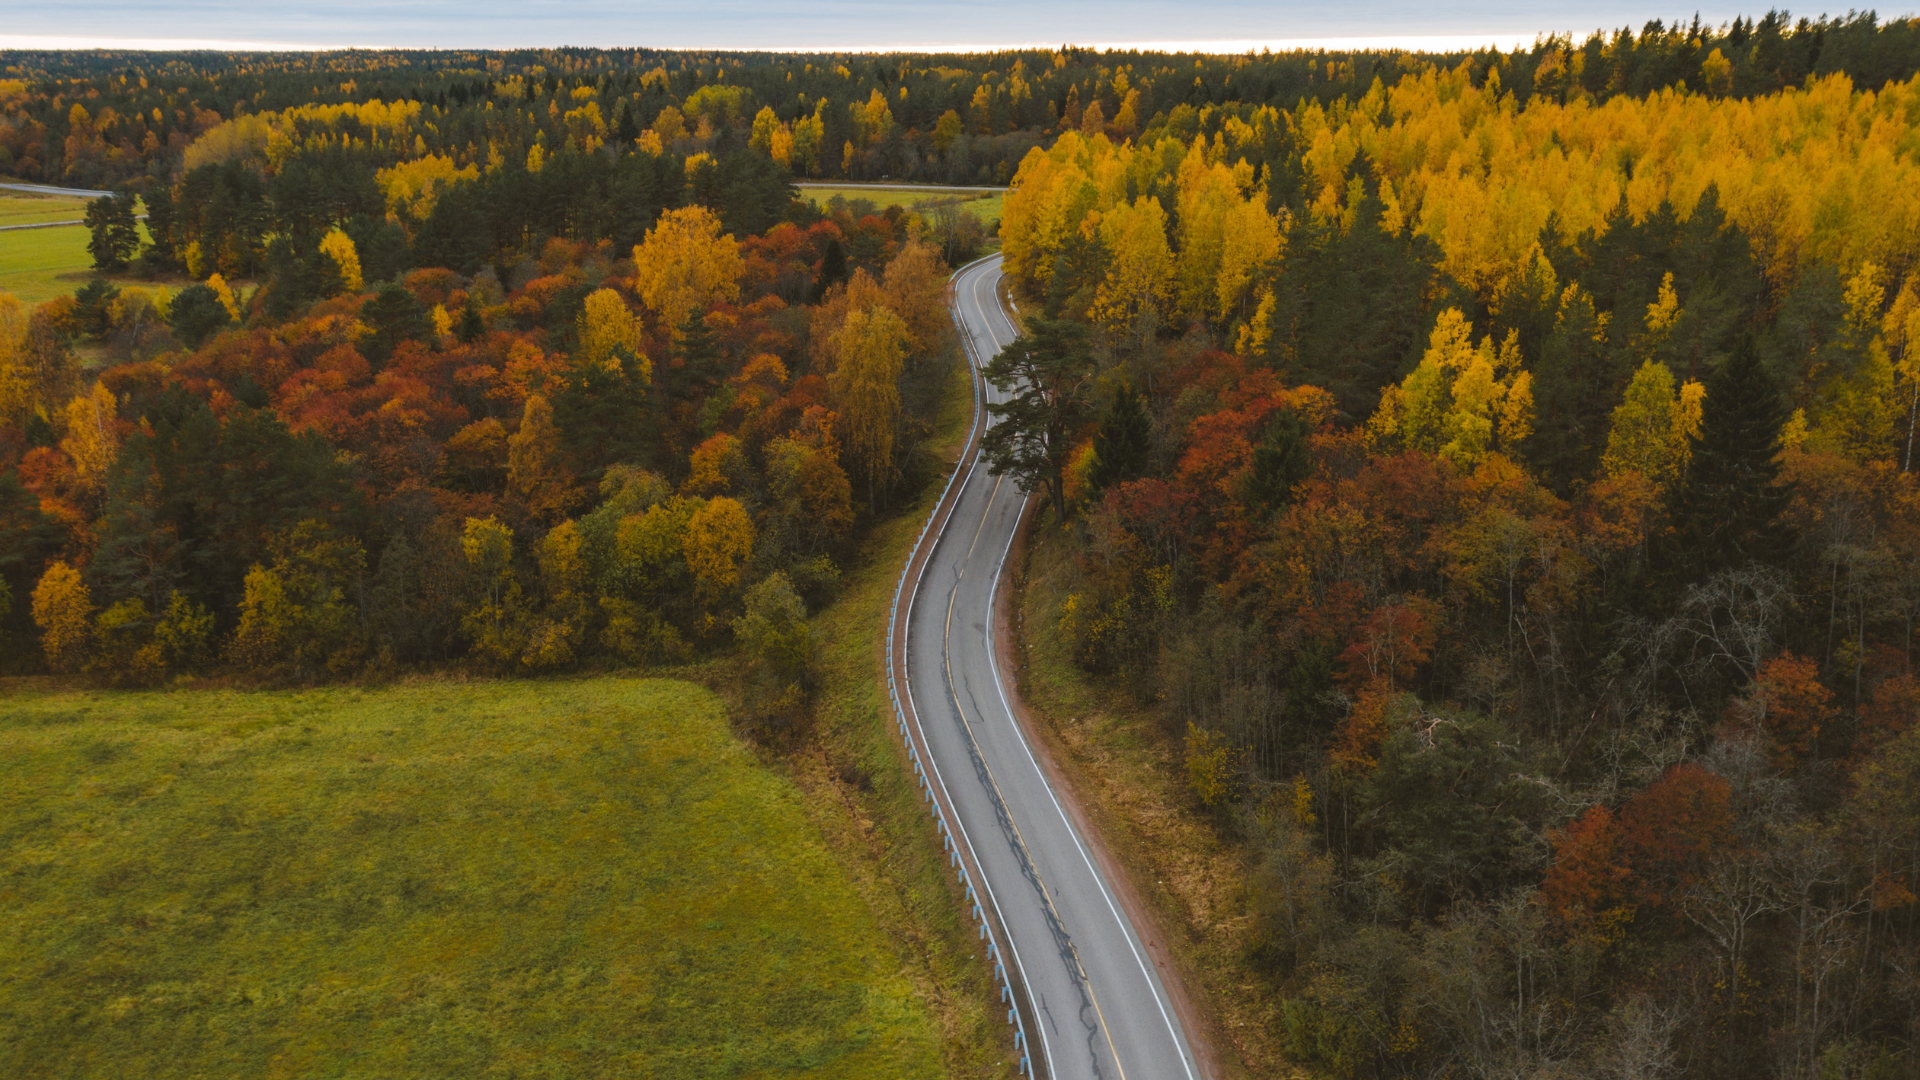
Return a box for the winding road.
[891,255,1203,1080]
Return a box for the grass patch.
[0,193,97,227]
[1010,526,1281,1079]
[0,677,943,1080]
[800,186,1003,228]
[781,353,1020,1078]
[0,220,161,305]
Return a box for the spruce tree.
[1660,340,1794,588]
[1088,384,1152,492]
[1242,408,1314,516]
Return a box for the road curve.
[895,255,1202,1080]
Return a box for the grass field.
[0,192,96,228]
[0,217,163,305]
[800,186,1004,227]
[0,678,944,1080]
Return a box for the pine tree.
[1089,384,1152,492]
[83,191,140,271]
[981,318,1096,523]
[1660,340,1794,588]
[1242,408,1314,516]
[811,238,848,303]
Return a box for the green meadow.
[0,678,942,1080]
[799,185,1004,227]
[0,223,99,304]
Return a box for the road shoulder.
[992,501,1242,1080]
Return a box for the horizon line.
[0,33,1613,56]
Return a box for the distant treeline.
[5,10,1920,191]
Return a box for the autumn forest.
[6,13,1920,1079]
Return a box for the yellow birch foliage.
[1006,68,1920,307]
[1602,360,1706,485]
[684,496,755,599]
[577,287,650,379]
[829,306,908,499]
[809,269,887,373]
[0,293,35,423]
[32,562,93,674]
[60,381,119,494]
[507,394,570,519]
[318,228,363,293]
[880,240,952,357]
[207,274,240,320]
[632,206,743,332]
[1372,308,1534,469]
[372,153,478,219]
[1172,141,1279,324]
[1088,196,1173,345]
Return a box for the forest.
[6,14,1920,1078]
[984,35,1920,1080]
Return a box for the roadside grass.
[800,186,1004,228]
[1010,526,1283,1079]
[777,352,1019,1078]
[0,677,945,1080]
[0,220,156,305]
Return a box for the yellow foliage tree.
[829,305,908,504]
[60,381,119,496]
[790,102,827,175]
[207,274,240,320]
[226,564,297,669]
[318,228,363,293]
[880,240,952,358]
[684,496,755,600]
[1372,309,1534,469]
[0,293,33,423]
[577,287,649,378]
[632,206,743,333]
[31,561,92,674]
[507,394,570,519]
[1601,360,1706,486]
[1088,196,1173,350]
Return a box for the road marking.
[943,505,1130,1080]
[982,505,1200,1080]
[966,257,1202,1080]
[901,257,1055,1079]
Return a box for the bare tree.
[1674,564,1794,683]
[1594,994,1686,1080]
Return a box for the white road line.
[900,255,1055,1078]
[968,258,1200,1080]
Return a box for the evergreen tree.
[457,303,486,344]
[1242,408,1314,516]
[138,185,179,272]
[670,311,724,395]
[83,191,140,271]
[1660,340,1794,588]
[981,318,1096,523]
[1088,383,1152,492]
[360,284,430,365]
[166,284,231,348]
[810,238,847,302]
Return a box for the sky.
[0,1,1813,54]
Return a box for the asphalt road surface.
[898,254,1202,1080]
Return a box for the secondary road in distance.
[895,254,1202,1080]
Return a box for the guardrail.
[885,253,1037,1078]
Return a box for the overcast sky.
[0,1,1825,53]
